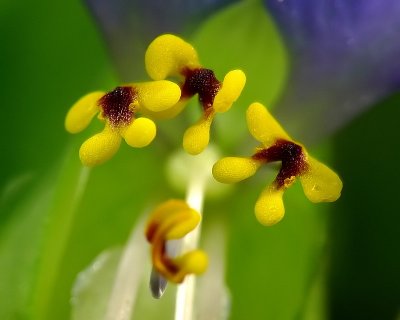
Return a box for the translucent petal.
[122,118,156,148]
[254,184,285,226]
[246,102,291,148]
[79,125,121,167]
[264,0,400,143]
[213,69,246,113]
[300,155,343,203]
[65,92,103,133]
[212,157,261,184]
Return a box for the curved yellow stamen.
[145,199,208,283]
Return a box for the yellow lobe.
[147,199,189,228]
[212,157,261,184]
[213,70,246,113]
[164,209,201,240]
[183,113,214,155]
[175,250,208,275]
[145,34,200,80]
[300,155,343,203]
[136,80,181,112]
[255,185,285,226]
[65,91,104,133]
[246,102,291,148]
[140,99,188,120]
[122,117,156,148]
[79,125,121,167]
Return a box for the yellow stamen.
[145,200,208,283]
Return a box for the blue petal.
[85,0,239,80]
[264,0,400,143]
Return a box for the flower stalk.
[174,176,206,320]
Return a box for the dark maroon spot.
[160,243,180,274]
[181,67,221,110]
[98,86,136,126]
[146,223,157,242]
[252,139,308,188]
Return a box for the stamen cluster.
[65,34,342,284]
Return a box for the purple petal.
[264,0,400,143]
[85,0,239,81]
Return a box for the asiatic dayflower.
[145,34,246,155]
[213,102,343,226]
[65,81,181,166]
[145,199,208,283]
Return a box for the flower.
[65,81,181,166]
[213,102,343,226]
[145,199,208,283]
[145,34,246,155]
[264,0,400,143]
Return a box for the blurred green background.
[0,0,399,320]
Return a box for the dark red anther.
[98,86,136,126]
[253,139,308,188]
[181,68,221,110]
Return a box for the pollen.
[145,199,208,283]
[213,102,343,226]
[144,34,246,155]
[65,80,180,167]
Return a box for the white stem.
[174,178,206,320]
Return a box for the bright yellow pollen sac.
[174,250,208,276]
[212,157,261,183]
[136,80,181,112]
[255,185,285,226]
[213,70,246,113]
[300,155,343,203]
[65,79,182,167]
[121,117,156,148]
[145,34,200,80]
[65,91,104,134]
[212,102,343,226]
[182,112,214,155]
[79,124,121,167]
[144,33,246,155]
[246,102,291,148]
[145,199,208,283]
